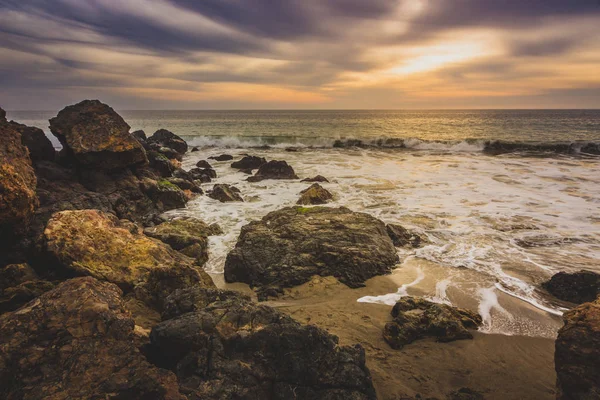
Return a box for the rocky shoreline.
[1,100,599,399]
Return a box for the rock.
[297,183,334,205]
[0,263,39,290]
[166,178,202,194]
[248,160,298,182]
[144,218,222,266]
[231,155,267,170]
[43,210,214,310]
[383,297,482,350]
[8,121,56,162]
[543,270,600,304]
[0,277,185,400]
[555,298,600,399]
[49,100,147,170]
[147,129,188,155]
[0,121,38,238]
[132,129,147,142]
[149,286,377,400]
[0,107,5,122]
[208,184,243,202]
[196,160,213,169]
[147,180,188,210]
[240,168,254,175]
[0,263,55,314]
[302,175,330,183]
[285,147,299,152]
[448,387,485,400]
[224,206,398,299]
[386,224,422,248]
[191,146,199,152]
[209,154,233,161]
[188,167,217,183]
[148,150,176,177]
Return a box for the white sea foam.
[357,268,425,305]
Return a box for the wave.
[183,134,600,156]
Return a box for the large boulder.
[0,277,185,399]
[149,286,377,400]
[231,155,266,170]
[49,100,147,170]
[144,217,222,266]
[248,160,298,182]
[224,206,399,299]
[147,180,188,211]
[297,183,334,205]
[208,183,243,202]
[8,121,55,162]
[147,129,188,156]
[386,224,422,248]
[383,297,482,350]
[543,270,600,304]
[555,298,600,399]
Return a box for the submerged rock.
[209,154,233,161]
[302,175,330,183]
[231,155,266,170]
[208,183,243,202]
[147,129,188,156]
[543,270,600,304]
[8,121,56,162]
[49,100,147,170]
[0,277,185,400]
[149,286,377,400]
[297,183,334,205]
[555,298,600,399]
[248,160,299,182]
[383,297,482,350]
[224,206,398,299]
[386,224,422,248]
[191,146,200,152]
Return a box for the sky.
[1,0,600,110]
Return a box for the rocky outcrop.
[555,298,600,399]
[224,206,398,299]
[8,121,56,162]
[147,129,188,157]
[209,154,233,161]
[0,277,185,400]
[386,224,422,248]
[148,286,377,400]
[208,184,243,202]
[543,270,600,304]
[147,180,187,210]
[231,155,266,170]
[49,100,147,170]
[148,150,176,177]
[383,297,482,350]
[195,160,213,169]
[248,160,299,182]
[0,263,54,314]
[297,183,334,205]
[302,175,329,183]
[144,217,222,266]
[189,167,217,183]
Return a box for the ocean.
[8,109,600,338]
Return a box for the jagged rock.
[144,218,222,266]
[0,277,185,400]
[43,210,214,310]
[195,160,213,169]
[148,151,176,177]
[132,129,147,142]
[248,160,298,182]
[386,224,422,248]
[166,178,202,194]
[543,270,600,304]
[8,121,55,162]
[191,147,199,152]
[0,263,54,314]
[209,154,233,161]
[0,121,38,238]
[147,129,188,156]
[147,180,187,210]
[49,100,147,170]
[231,155,266,170]
[208,184,243,202]
[383,297,482,350]
[189,167,217,183]
[297,183,334,205]
[302,175,330,183]
[555,297,600,399]
[225,206,398,299]
[149,286,377,400]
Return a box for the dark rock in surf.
[247,160,299,182]
[147,180,187,210]
[543,270,600,304]
[166,178,202,194]
[132,129,147,142]
[148,150,176,177]
[555,297,600,400]
[208,184,243,202]
[386,224,422,248]
[8,121,56,162]
[49,100,147,170]
[195,160,213,169]
[231,155,266,170]
[188,167,216,183]
[240,168,253,175]
[149,286,377,400]
[191,146,199,152]
[297,183,333,205]
[224,206,398,299]
[302,175,330,183]
[383,297,482,350]
[209,154,233,161]
[147,129,188,156]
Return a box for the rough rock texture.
[189,167,217,183]
[209,154,233,161]
[149,286,377,400]
[8,121,56,162]
[0,277,185,400]
[302,175,330,183]
[43,210,214,309]
[144,217,222,266]
[248,160,298,182]
[209,184,243,202]
[148,151,176,177]
[49,100,147,170]
[0,121,38,238]
[148,180,188,210]
[231,155,266,170]
[383,297,482,350]
[543,270,600,304]
[132,129,147,142]
[297,183,334,205]
[147,129,188,156]
[167,177,202,194]
[386,224,422,248]
[0,263,54,314]
[225,206,398,299]
[555,298,600,400]
[196,160,213,169]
